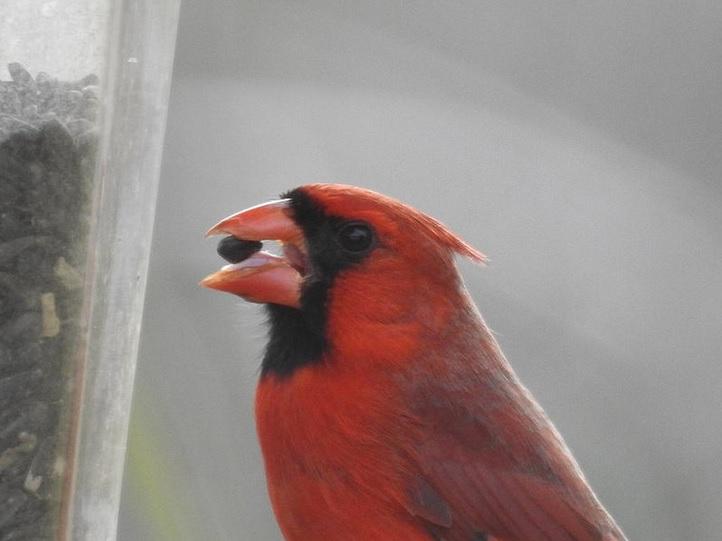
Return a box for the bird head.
[202,184,485,374]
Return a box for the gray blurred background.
[117,2,722,540]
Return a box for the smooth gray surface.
[118,2,722,540]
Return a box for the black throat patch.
[261,188,373,379]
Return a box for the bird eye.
[337,222,375,253]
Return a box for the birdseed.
[0,63,97,540]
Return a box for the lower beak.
[200,199,304,308]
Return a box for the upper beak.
[201,199,305,308]
[205,199,301,242]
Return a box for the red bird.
[202,184,627,541]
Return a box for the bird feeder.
[0,1,180,539]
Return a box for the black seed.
[0,345,13,377]
[0,312,41,345]
[0,237,51,267]
[0,487,28,530]
[216,236,262,264]
[1,62,98,538]
[80,73,99,87]
[7,63,34,90]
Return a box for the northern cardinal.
[202,184,627,541]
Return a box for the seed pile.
[0,63,98,540]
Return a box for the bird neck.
[261,302,326,378]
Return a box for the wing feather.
[401,365,627,541]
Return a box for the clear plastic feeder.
[0,1,180,539]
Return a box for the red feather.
[225,184,627,540]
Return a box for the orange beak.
[201,199,306,308]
